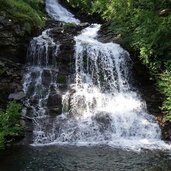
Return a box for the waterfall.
[22,0,170,150]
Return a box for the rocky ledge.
[0,12,37,107]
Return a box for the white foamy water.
[46,0,80,24]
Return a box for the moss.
[58,74,67,84]
[63,23,77,29]
[0,0,46,29]
[23,22,32,34]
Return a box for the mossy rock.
[57,74,67,84]
[0,67,6,76]
[63,23,77,30]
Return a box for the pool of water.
[1,145,171,171]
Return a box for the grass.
[0,0,46,29]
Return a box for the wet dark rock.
[57,74,67,84]
[98,23,118,43]
[131,58,162,116]
[94,112,112,132]
[44,25,77,78]
[0,15,31,63]
[0,16,12,26]
[0,57,24,107]
[160,120,171,141]
[94,112,112,125]
[42,69,52,87]
[47,94,62,107]
[47,94,62,115]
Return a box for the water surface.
[1,145,171,171]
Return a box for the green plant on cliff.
[158,69,171,120]
[0,0,46,28]
[63,22,77,29]
[64,0,171,120]
[0,101,23,148]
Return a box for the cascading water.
[22,0,170,150]
[46,0,80,24]
[23,29,61,143]
[50,24,168,149]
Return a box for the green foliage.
[66,0,93,13]
[63,23,77,29]
[0,0,46,28]
[0,101,22,148]
[158,70,171,121]
[65,0,171,119]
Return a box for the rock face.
[47,93,62,116]
[156,116,171,141]
[0,14,31,63]
[0,12,37,108]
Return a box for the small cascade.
[23,29,61,143]
[46,0,80,24]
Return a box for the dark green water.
[1,145,171,171]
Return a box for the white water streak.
[23,29,60,143]
[46,0,80,24]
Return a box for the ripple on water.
[0,145,171,171]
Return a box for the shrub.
[158,70,171,121]
[0,101,23,148]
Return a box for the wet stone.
[47,94,62,108]
[8,91,25,100]
[42,69,52,87]
[47,94,63,116]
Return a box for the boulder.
[47,93,62,108]
[47,94,63,116]
[8,91,25,100]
